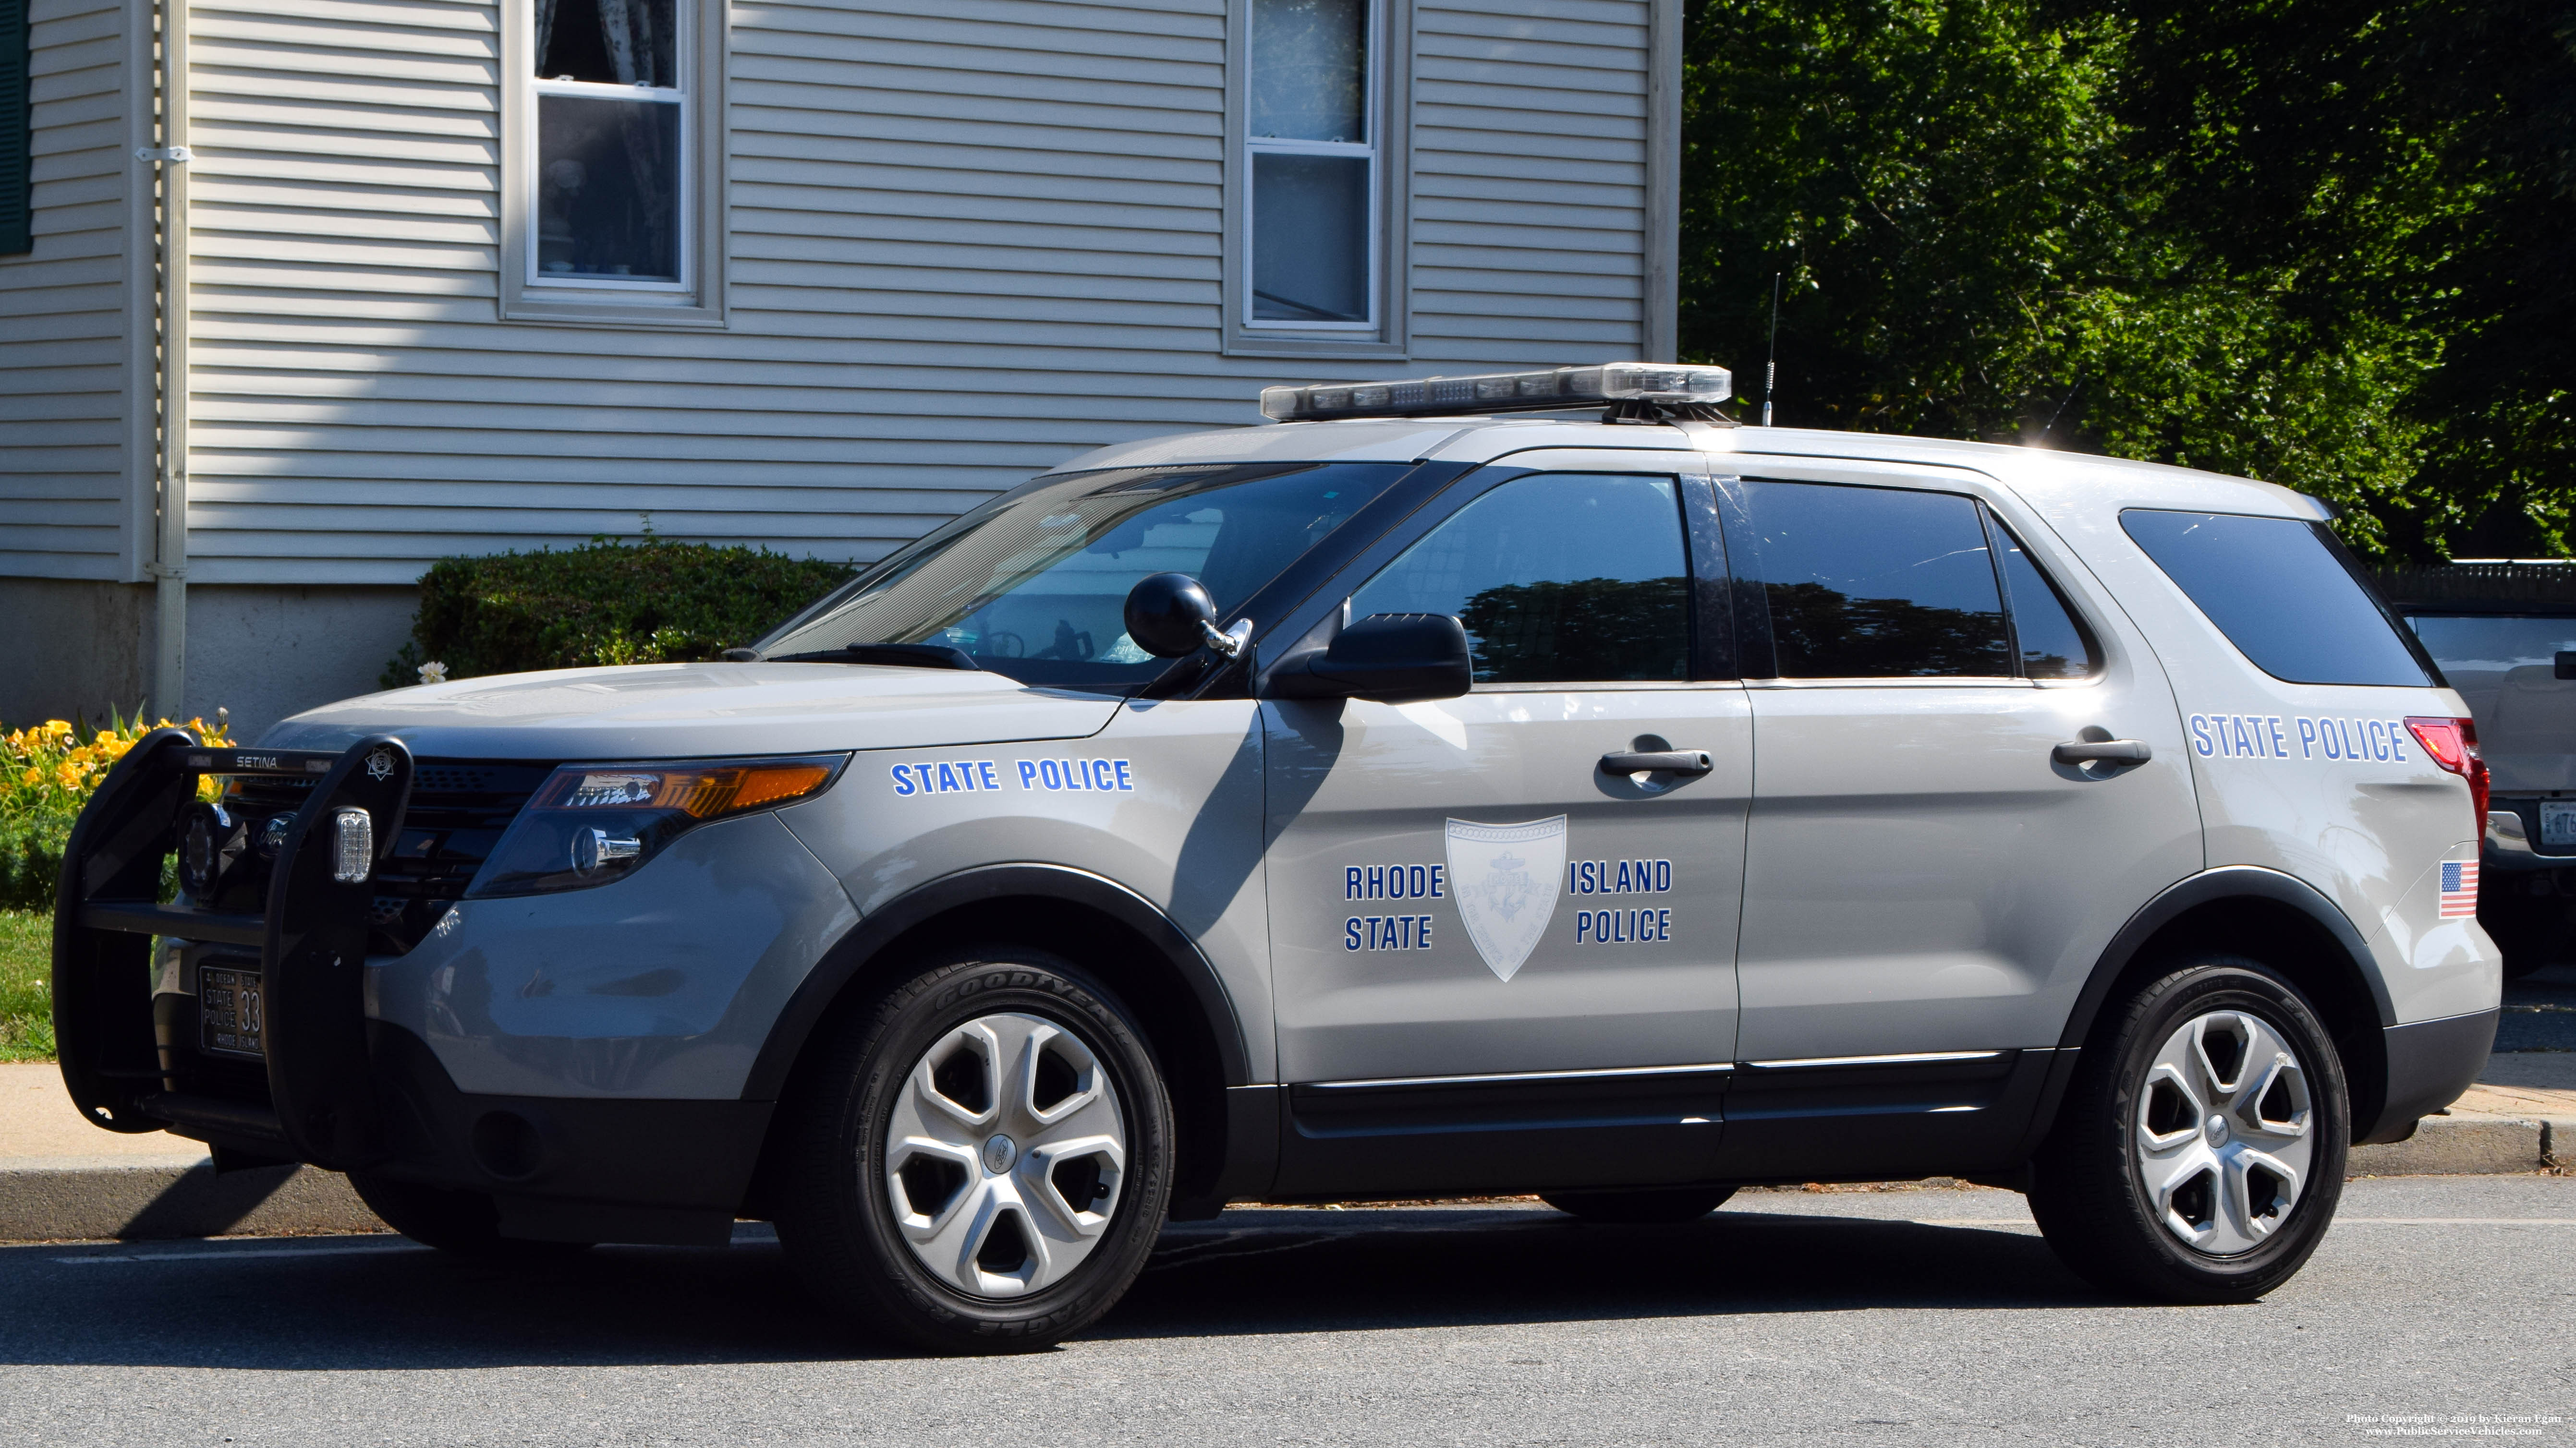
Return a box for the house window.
[534,0,685,287]
[1228,0,1407,356]
[500,0,725,324]
[1247,0,1375,328]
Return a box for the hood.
[259,663,1124,761]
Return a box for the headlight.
[466,755,849,898]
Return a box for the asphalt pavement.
[0,1175,2568,1447]
[2498,961,2576,1052]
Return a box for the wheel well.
[2073,895,2391,1140]
[744,895,1235,1216]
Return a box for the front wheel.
[2029,956,2347,1303]
[773,951,1174,1353]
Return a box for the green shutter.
[0,0,29,255]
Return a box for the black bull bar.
[52,728,414,1170]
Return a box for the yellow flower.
[43,719,73,737]
[18,767,38,787]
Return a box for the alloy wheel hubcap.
[882,1012,1127,1298]
[2135,1009,2314,1255]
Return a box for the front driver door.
[1260,459,1751,1196]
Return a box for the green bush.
[383,535,859,686]
[0,818,66,912]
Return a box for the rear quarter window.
[2120,510,2432,688]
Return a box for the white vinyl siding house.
[0,0,1678,731]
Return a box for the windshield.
[760,461,1415,690]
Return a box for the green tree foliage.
[2079,0,2576,557]
[1678,0,2575,560]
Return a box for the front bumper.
[365,1023,768,1244]
[52,731,804,1243]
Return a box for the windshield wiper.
[761,643,983,671]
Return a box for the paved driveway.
[2,1175,2568,1446]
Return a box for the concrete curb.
[0,1157,386,1242]
[2349,1115,2560,1177]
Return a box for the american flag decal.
[2439,860,2479,918]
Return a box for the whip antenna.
[1762,271,1782,427]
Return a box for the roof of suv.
[1053,417,2329,523]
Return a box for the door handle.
[1600,749,1714,776]
[2053,739,2152,765]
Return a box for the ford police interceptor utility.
[53,363,2500,1352]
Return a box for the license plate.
[199,965,266,1059]
[2542,802,2576,849]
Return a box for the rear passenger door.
[1716,463,2202,1170]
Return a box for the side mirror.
[1266,613,1472,704]
[1124,572,1220,659]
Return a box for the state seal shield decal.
[1444,816,1567,982]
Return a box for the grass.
[0,909,52,1062]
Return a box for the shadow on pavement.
[0,1204,2099,1370]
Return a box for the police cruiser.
[53,363,2501,1351]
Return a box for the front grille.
[225,758,551,953]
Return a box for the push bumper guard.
[52,728,413,1171]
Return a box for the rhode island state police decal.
[1443,817,1567,982]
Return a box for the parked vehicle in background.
[2383,562,2576,980]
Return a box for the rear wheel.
[1540,1186,1736,1223]
[346,1170,592,1258]
[773,950,1173,1353]
[2030,955,2346,1303]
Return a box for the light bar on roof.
[1259,362,1733,422]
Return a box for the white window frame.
[499,0,728,327]
[1224,0,1411,359]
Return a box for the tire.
[347,1170,593,1258]
[772,949,1175,1354]
[1540,1186,1737,1223]
[2029,955,2348,1303]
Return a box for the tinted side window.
[2121,511,2432,688]
[1992,519,2102,679]
[1733,480,2011,677]
[1349,473,1689,683]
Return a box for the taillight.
[2405,716,2490,831]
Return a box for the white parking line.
[2332,1217,2576,1226]
[1890,1216,2576,1228]
[53,1242,427,1265]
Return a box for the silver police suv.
[55,364,2501,1351]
